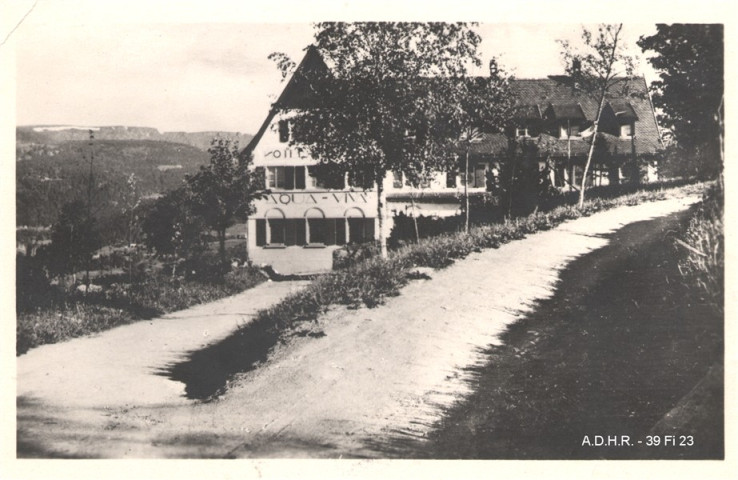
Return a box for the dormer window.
[278,120,291,143]
[560,124,580,139]
[620,123,634,138]
[515,127,529,137]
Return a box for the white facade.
[248,113,378,274]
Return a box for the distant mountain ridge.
[16,125,254,153]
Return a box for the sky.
[3,0,682,134]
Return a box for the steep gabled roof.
[608,100,639,120]
[240,46,330,158]
[274,45,330,110]
[506,76,661,154]
[512,104,542,121]
[543,103,586,121]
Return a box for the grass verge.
[16,267,266,355]
[675,184,723,314]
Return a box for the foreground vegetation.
[676,184,724,315]
[169,181,707,400]
[16,260,265,355]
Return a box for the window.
[278,120,290,143]
[348,172,371,190]
[257,217,370,247]
[515,127,529,137]
[269,219,285,245]
[348,218,375,244]
[308,166,345,190]
[621,123,634,137]
[267,166,306,190]
[446,171,457,188]
[306,218,350,246]
[256,219,306,246]
[460,164,487,188]
[560,124,580,139]
[392,171,403,189]
[284,220,306,246]
[307,219,327,244]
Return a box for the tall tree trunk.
[464,149,470,233]
[577,23,622,209]
[376,174,387,258]
[567,119,572,192]
[219,229,227,268]
[507,153,517,219]
[578,95,607,209]
[409,191,420,244]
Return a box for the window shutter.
[278,120,290,143]
[256,220,266,246]
[295,166,306,189]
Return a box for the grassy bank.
[168,181,708,400]
[675,185,723,314]
[16,267,266,355]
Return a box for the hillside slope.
[16,125,254,233]
[17,139,208,229]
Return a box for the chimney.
[572,58,581,76]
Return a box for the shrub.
[17,303,135,355]
[16,253,57,313]
[332,241,381,270]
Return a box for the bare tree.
[559,24,636,208]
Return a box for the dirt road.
[16,196,699,458]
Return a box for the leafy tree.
[274,22,489,257]
[444,63,514,231]
[559,24,636,208]
[47,200,101,282]
[494,136,560,218]
[142,186,208,277]
[637,24,723,179]
[186,138,266,268]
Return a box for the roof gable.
[274,45,330,110]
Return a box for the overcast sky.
[8,1,663,134]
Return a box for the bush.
[387,212,463,248]
[332,241,381,270]
[16,253,57,313]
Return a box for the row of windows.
[266,166,490,191]
[515,123,635,139]
[255,218,375,247]
[267,166,330,190]
[283,118,633,148]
